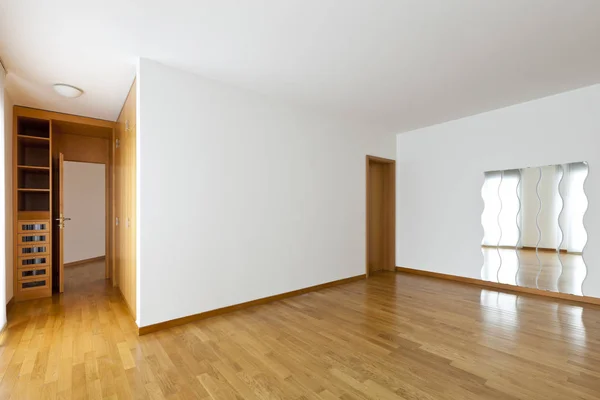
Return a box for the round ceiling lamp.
[53,83,83,98]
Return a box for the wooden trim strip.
[481,245,516,250]
[396,266,600,306]
[118,287,137,326]
[14,106,115,128]
[138,274,366,335]
[481,245,568,254]
[520,246,568,254]
[64,256,105,268]
[6,297,14,314]
[366,155,395,164]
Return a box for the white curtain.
[499,170,521,246]
[481,171,501,246]
[481,170,520,246]
[560,162,588,252]
[483,163,588,253]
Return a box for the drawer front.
[18,243,50,257]
[18,255,49,269]
[18,266,49,281]
[18,233,49,245]
[18,278,50,292]
[17,220,50,233]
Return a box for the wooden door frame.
[365,155,396,277]
[60,158,111,279]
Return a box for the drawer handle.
[21,269,46,278]
[22,235,46,242]
[22,280,46,289]
[22,224,47,231]
[22,257,47,266]
[21,246,46,254]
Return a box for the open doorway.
[61,161,106,290]
[366,155,395,276]
[50,119,113,295]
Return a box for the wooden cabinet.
[13,114,53,300]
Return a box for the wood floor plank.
[117,343,136,371]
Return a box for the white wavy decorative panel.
[481,162,588,296]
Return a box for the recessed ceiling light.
[53,83,83,98]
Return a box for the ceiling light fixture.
[53,83,83,98]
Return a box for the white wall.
[396,84,600,298]
[137,58,395,327]
[4,84,12,306]
[63,162,105,264]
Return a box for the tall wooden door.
[114,90,137,317]
[366,156,396,276]
[53,152,66,292]
[114,122,122,289]
[114,79,136,318]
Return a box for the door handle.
[55,214,71,229]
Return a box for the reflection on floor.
[3,259,132,399]
[4,269,600,398]
[482,247,586,295]
[64,258,106,293]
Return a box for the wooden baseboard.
[6,297,14,314]
[482,245,568,254]
[117,286,137,324]
[138,274,366,336]
[395,266,600,306]
[64,256,105,268]
[2,298,15,335]
[481,245,520,250]
[521,246,568,254]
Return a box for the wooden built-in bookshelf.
[13,113,52,300]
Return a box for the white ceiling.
[1,1,599,131]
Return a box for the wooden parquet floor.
[1,261,600,399]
